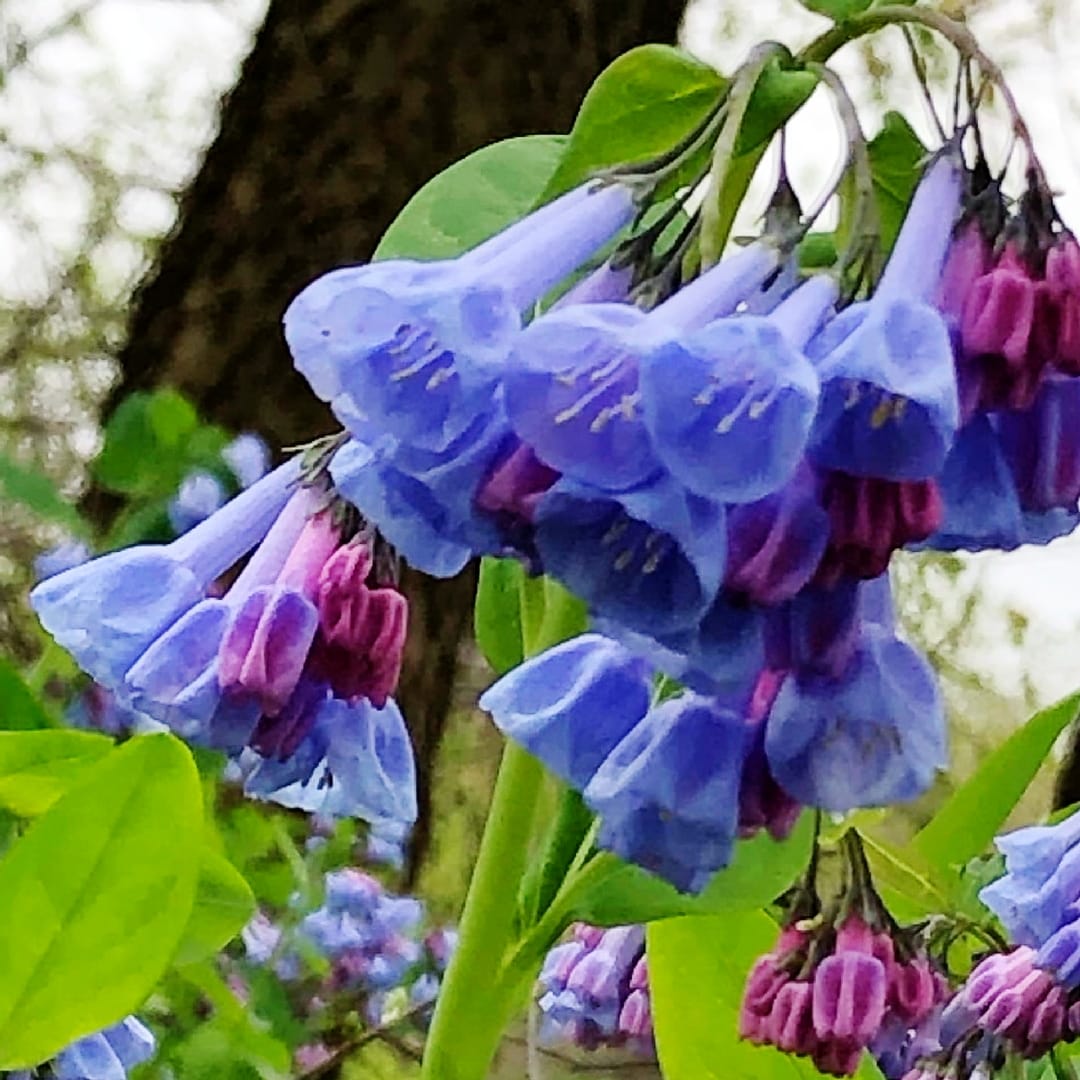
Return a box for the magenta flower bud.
[474,440,560,535]
[937,218,995,321]
[618,988,654,1044]
[812,1038,864,1077]
[768,980,818,1054]
[816,473,943,586]
[574,923,606,949]
[812,951,888,1042]
[1047,233,1080,375]
[890,956,938,1024]
[313,540,408,706]
[629,954,648,992]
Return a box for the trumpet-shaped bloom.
[285,182,636,452]
[808,154,963,481]
[31,459,299,687]
[765,627,946,812]
[48,1016,155,1080]
[533,472,727,637]
[479,633,653,790]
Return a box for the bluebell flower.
[31,459,300,687]
[223,432,272,489]
[584,692,747,892]
[533,471,728,637]
[18,1016,157,1080]
[168,469,226,534]
[807,153,963,481]
[503,243,779,494]
[479,633,653,790]
[33,539,91,582]
[285,182,636,454]
[764,615,947,812]
[640,274,831,504]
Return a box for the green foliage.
[735,60,818,156]
[474,558,525,675]
[542,44,725,197]
[375,135,567,262]
[799,0,874,19]
[0,729,112,816]
[867,111,927,254]
[0,733,203,1068]
[94,388,229,500]
[174,849,256,967]
[0,453,88,536]
[0,659,52,731]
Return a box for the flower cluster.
[740,833,946,1078]
[237,867,456,1071]
[3,1016,155,1080]
[31,460,416,829]
[537,923,654,1058]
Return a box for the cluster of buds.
[740,832,947,1078]
[537,923,654,1058]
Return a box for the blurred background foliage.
[2,0,1080,1074]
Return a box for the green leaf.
[868,111,927,255]
[0,659,52,731]
[375,134,567,262]
[0,733,203,1068]
[564,813,814,926]
[800,0,874,18]
[734,61,818,156]
[914,690,1080,872]
[475,557,525,675]
[173,849,255,967]
[542,45,725,198]
[0,730,113,816]
[0,454,87,536]
[651,910,886,1079]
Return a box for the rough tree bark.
[110,0,688,877]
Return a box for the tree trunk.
[111,0,688,877]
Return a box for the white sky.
[9,0,1080,704]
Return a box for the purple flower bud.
[1046,233,1080,375]
[812,952,888,1043]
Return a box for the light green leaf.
[475,557,525,675]
[0,454,86,536]
[651,910,885,1079]
[0,730,114,816]
[542,44,725,198]
[564,813,814,926]
[375,134,567,262]
[800,0,874,18]
[0,659,52,731]
[0,733,203,1068]
[914,690,1080,872]
[173,849,256,967]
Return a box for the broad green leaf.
[800,0,874,18]
[0,454,86,535]
[0,730,113,816]
[914,690,1080,872]
[867,111,927,254]
[375,134,567,262]
[651,910,886,1080]
[0,733,202,1068]
[564,813,814,926]
[529,576,588,655]
[860,831,950,923]
[173,850,255,966]
[0,659,52,731]
[475,557,525,675]
[542,45,725,198]
[735,61,818,156]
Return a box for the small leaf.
[0,659,52,731]
[475,557,525,675]
[542,45,725,198]
[800,0,874,18]
[563,814,814,926]
[375,135,568,262]
[0,454,86,536]
[146,388,199,449]
[868,111,927,255]
[173,849,255,966]
[0,733,202,1068]
[734,61,818,156]
[0,730,114,816]
[914,690,1080,872]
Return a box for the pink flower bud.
[768,980,817,1054]
[812,952,888,1042]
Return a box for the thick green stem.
[421,739,546,1080]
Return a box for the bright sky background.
[8,0,1080,704]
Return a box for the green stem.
[421,739,546,1080]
